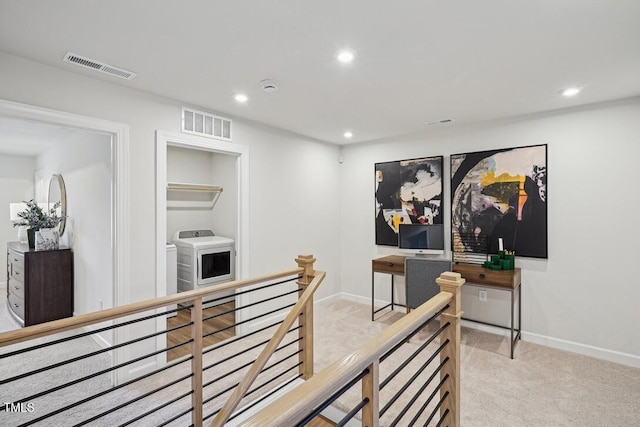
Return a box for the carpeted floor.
[0,295,301,427]
[0,282,20,334]
[1,294,639,426]
[313,299,640,427]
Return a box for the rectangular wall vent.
[63,52,137,80]
[182,107,232,141]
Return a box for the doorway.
[155,130,250,364]
[0,98,130,382]
[0,99,129,318]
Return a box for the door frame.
[0,98,130,380]
[0,98,130,307]
[155,130,250,365]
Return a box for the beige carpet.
[0,300,301,427]
[0,283,21,334]
[2,295,640,426]
[314,299,640,427]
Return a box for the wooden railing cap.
[295,254,316,264]
[436,271,465,287]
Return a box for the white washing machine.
[171,230,236,303]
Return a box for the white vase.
[17,225,28,244]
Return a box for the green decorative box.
[485,251,515,270]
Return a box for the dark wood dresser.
[6,242,74,327]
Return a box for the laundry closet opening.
[155,130,250,362]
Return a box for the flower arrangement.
[13,199,64,230]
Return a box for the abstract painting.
[451,144,547,259]
[375,156,443,246]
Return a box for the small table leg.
[510,289,515,359]
[371,271,375,321]
[391,275,395,312]
[518,284,522,340]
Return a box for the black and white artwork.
[451,144,547,258]
[35,228,60,251]
[375,156,444,246]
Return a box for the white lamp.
[9,202,28,221]
[9,202,29,243]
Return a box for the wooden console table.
[371,255,522,358]
[452,263,522,359]
[371,255,407,321]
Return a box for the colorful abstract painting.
[451,144,547,258]
[375,156,443,246]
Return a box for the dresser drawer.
[8,278,25,299]
[8,292,25,321]
[8,250,24,281]
[452,263,521,289]
[372,255,406,275]
[6,242,74,326]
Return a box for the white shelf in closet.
[166,182,223,209]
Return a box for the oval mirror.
[48,174,67,235]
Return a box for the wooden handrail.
[211,271,326,426]
[0,267,304,348]
[239,291,453,427]
[0,255,327,426]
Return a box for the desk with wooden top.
[372,255,522,358]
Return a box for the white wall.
[35,130,112,317]
[0,154,35,283]
[9,49,637,366]
[166,146,238,244]
[0,51,341,305]
[167,146,217,241]
[210,152,238,241]
[232,123,342,299]
[340,97,640,364]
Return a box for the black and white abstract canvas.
[375,156,444,246]
[451,144,547,258]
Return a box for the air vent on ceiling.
[182,107,232,141]
[63,52,137,80]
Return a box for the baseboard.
[80,324,113,349]
[333,292,407,314]
[314,292,343,306]
[327,293,640,368]
[461,319,511,337]
[522,331,640,369]
[242,309,288,334]
[127,361,157,377]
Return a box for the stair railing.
[240,271,465,427]
[0,254,323,427]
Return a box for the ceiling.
[1,1,639,145]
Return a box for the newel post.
[435,271,465,427]
[296,254,316,380]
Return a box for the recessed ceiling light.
[343,131,353,139]
[337,50,355,63]
[561,87,581,97]
[233,93,249,103]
